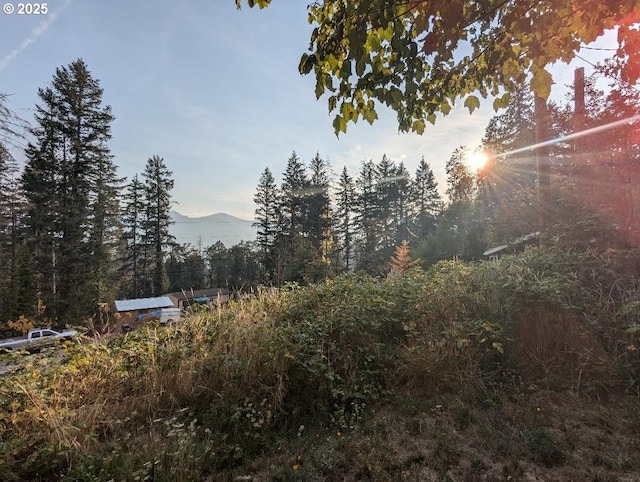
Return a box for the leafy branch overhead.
[237,0,640,134]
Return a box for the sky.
[0,0,617,220]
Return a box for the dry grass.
[512,307,621,392]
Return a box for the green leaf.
[463,95,481,114]
[340,101,356,121]
[530,68,552,100]
[328,95,337,112]
[366,31,381,52]
[332,115,347,135]
[411,119,425,134]
[492,92,511,111]
[501,58,521,79]
[299,53,314,75]
[363,106,378,125]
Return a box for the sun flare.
[465,151,488,172]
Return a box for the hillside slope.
[1,248,639,481]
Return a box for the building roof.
[165,288,231,302]
[114,296,175,312]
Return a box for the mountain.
[170,211,256,248]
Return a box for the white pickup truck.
[0,328,78,352]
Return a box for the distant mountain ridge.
[170,211,256,248]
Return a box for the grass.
[1,247,639,481]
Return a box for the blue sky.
[0,0,616,219]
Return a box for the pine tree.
[227,241,262,290]
[253,167,279,279]
[21,138,57,322]
[121,175,146,297]
[21,59,117,324]
[556,77,640,245]
[306,152,331,246]
[165,245,206,292]
[391,161,411,246]
[142,155,175,296]
[481,86,537,204]
[277,151,308,283]
[482,86,535,156]
[335,166,356,270]
[354,159,379,271]
[304,152,336,281]
[0,92,29,151]
[280,151,308,239]
[410,157,442,238]
[0,149,27,321]
[87,128,123,310]
[205,241,230,288]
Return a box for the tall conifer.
[253,167,279,278]
[142,155,175,296]
[21,59,117,324]
[335,166,356,271]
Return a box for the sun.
[465,150,489,172]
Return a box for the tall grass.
[0,247,638,480]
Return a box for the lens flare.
[465,151,488,172]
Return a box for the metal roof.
[114,296,175,312]
[166,288,231,301]
[483,245,509,256]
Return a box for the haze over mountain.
[170,211,256,248]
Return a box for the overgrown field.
[1,247,639,481]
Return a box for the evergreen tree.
[142,155,175,296]
[121,175,146,297]
[391,161,411,246]
[0,149,27,321]
[21,137,57,322]
[304,152,336,281]
[227,241,262,290]
[335,166,356,271]
[306,152,331,246]
[21,59,117,324]
[482,86,535,156]
[277,151,308,283]
[165,245,206,292]
[481,86,537,207]
[0,92,29,151]
[367,155,413,264]
[410,157,442,239]
[87,134,123,309]
[206,241,230,288]
[354,159,379,271]
[375,154,396,253]
[556,76,640,245]
[414,200,486,267]
[253,167,278,279]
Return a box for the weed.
[525,427,564,467]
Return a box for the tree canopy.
[237,0,639,135]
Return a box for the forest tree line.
[0,58,639,328]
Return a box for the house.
[113,296,176,330]
[165,288,232,311]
